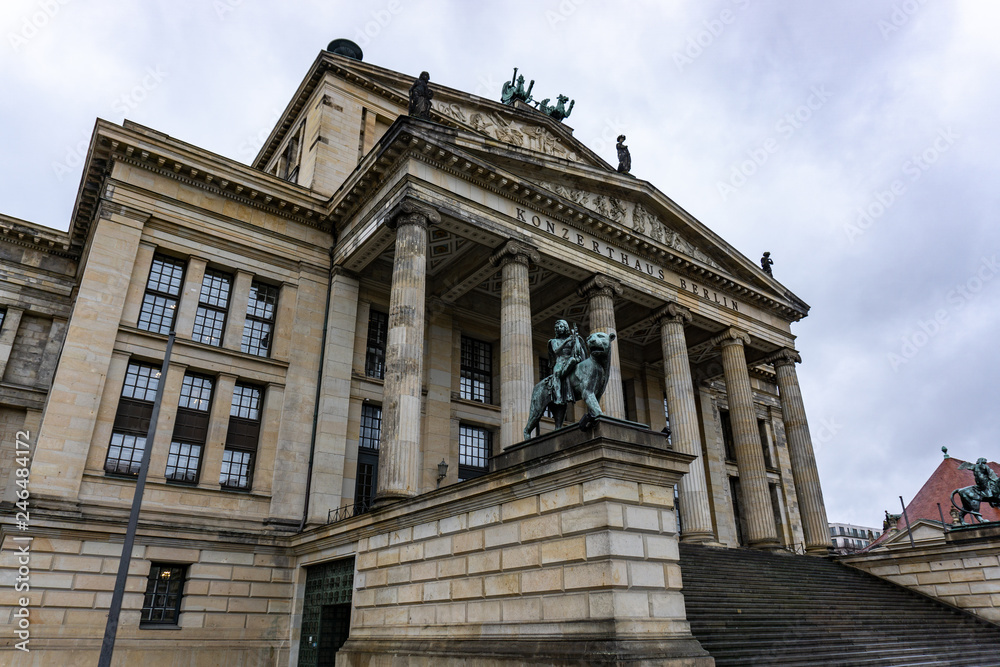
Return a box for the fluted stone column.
[491,240,539,450]
[376,201,439,504]
[655,303,715,542]
[767,348,831,554]
[713,328,780,549]
[579,275,625,419]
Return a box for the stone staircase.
[679,543,1000,666]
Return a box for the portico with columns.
[328,106,829,552]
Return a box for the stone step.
[678,542,1000,665]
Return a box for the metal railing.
[327,498,372,524]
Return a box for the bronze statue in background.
[951,457,1000,524]
[523,322,617,440]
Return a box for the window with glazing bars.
[138,255,185,334]
[720,409,736,461]
[460,336,492,403]
[140,563,187,625]
[458,424,491,481]
[241,281,277,356]
[221,384,262,490]
[165,374,213,484]
[192,269,231,346]
[354,403,381,512]
[365,309,388,379]
[105,361,161,476]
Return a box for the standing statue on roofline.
[616,135,631,174]
[760,251,774,276]
[409,71,433,119]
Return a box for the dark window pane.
[458,424,490,481]
[105,432,146,476]
[147,257,185,296]
[220,449,253,489]
[460,336,492,403]
[193,307,226,346]
[230,384,261,420]
[141,564,186,625]
[241,319,272,356]
[122,362,161,402]
[138,294,178,334]
[200,270,231,308]
[178,374,213,411]
[365,310,388,379]
[165,442,202,483]
[138,256,185,334]
[359,404,381,450]
[246,282,277,320]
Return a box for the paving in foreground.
[679,543,1000,666]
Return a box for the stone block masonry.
[335,418,713,666]
[840,524,1000,624]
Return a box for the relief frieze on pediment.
[538,181,721,269]
[433,101,582,163]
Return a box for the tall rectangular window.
[720,409,736,461]
[354,403,381,512]
[458,424,491,481]
[242,281,277,357]
[138,255,185,334]
[460,336,492,403]
[141,563,187,626]
[105,361,162,476]
[221,384,262,490]
[758,418,775,469]
[0,308,6,332]
[365,309,388,379]
[192,269,231,346]
[165,374,213,484]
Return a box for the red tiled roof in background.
[868,457,1000,549]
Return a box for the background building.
[829,521,881,553]
[1,42,832,665]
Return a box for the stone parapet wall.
[840,529,1000,624]
[331,419,713,666]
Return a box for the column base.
[748,539,785,552]
[680,532,721,546]
[806,544,835,556]
[371,493,413,509]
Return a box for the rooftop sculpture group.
[523,320,617,440]
[500,68,574,122]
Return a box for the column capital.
[577,274,623,300]
[387,199,441,230]
[709,327,751,349]
[490,239,539,268]
[764,347,802,368]
[653,301,692,326]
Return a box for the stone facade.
[0,46,832,665]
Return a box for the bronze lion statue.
[523,331,616,440]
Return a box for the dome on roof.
[326,39,363,61]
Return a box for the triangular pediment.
[255,51,611,172]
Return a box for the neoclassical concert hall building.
[0,42,829,665]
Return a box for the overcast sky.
[2,0,997,529]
